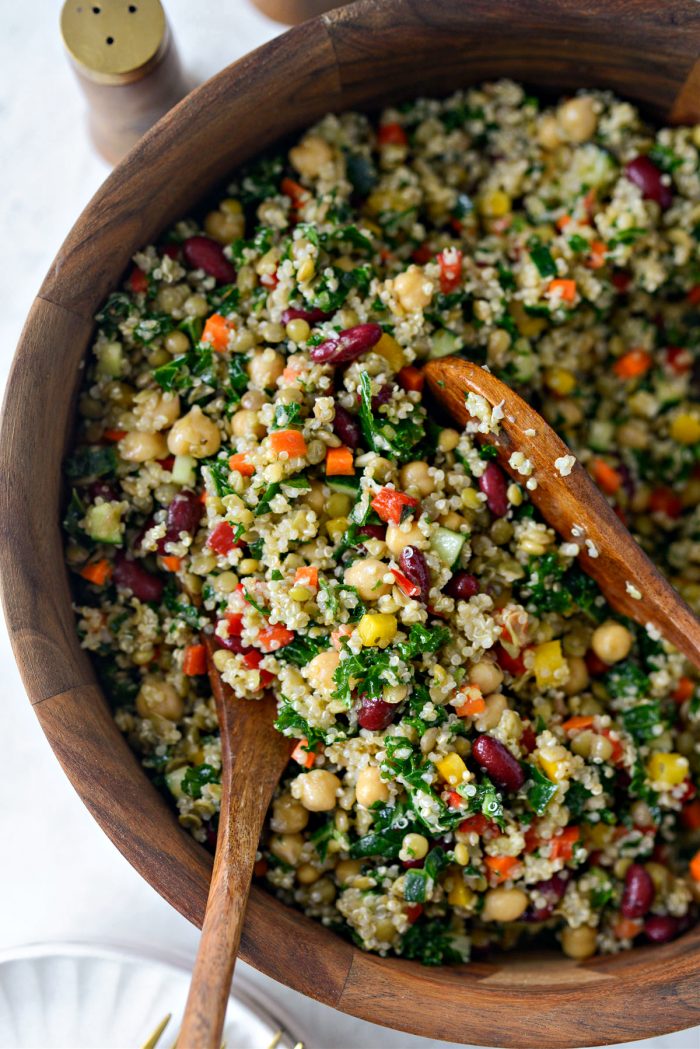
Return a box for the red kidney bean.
[402,857,425,870]
[472,734,525,792]
[625,156,673,210]
[399,546,431,600]
[281,306,331,324]
[479,462,509,517]
[524,872,568,921]
[183,235,236,283]
[113,553,163,603]
[644,914,680,944]
[214,633,251,654]
[620,864,655,919]
[444,571,479,600]
[372,384,393,410]
[88,481,119,502]
[358,524,387,541]
[333,404,362,449]
[165,490,202,543]
[357,695,396,731]
[310,323,383,364]
[520,723,537,754]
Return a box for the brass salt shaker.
[60,0,188,165]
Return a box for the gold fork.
[139,1013,303,1049]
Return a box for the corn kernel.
[327,493,351,517]
[357,612,398,648]
[297,257,315,283]
[507,483,523,506]
[461,487,482,510]
[286,318,310,343]
[510,301,547,338]
[533,639,566,690]
[447,878,474,908]
[670,413,700,445]
[646,751,689,787]
[545,367,576,396]
[372,332,405,372]
[238,559,259,575]
[479,189,511,218]
[325,516,348,539]
[399,832,429,862]
[289,585,312,601]
[436,752,467,786]
[454,843,470,866]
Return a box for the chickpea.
[295,768,340,812]
[289,134,334,178]
[248,349,285,390]
[270,792,309,834]
[306,649,341,694]
[311,878,337,905]
[167,406,222,458]
[135,675,184,722]
[305,480,327,516]
[335,858,363,884]
[155,284,189,313]
[399,833,429,862]
[230,408,266,440]
[204,206,244,245]
[120,431,169,462]
[296,862,322,885]
[438,428,460,453]
[563,656,589,696]
[537,113,561,150]
[561,925,597,960]
[399,460,435,497]
[183,293,209,318]
[474,693,508,733]
[617,419,649,450]
[393,266,433,312]
[269,832,304,867]
[134,390,180,433]
[385,521,427,558]
[591,620,632,664]
[241,389,267,411]
[355,765,389,807]
[344,557,392,602]
[644,861,671,895]
[557,96,598,143]
[482,887,529,922]
[469,660,503,695]
[383,683,408,705]
[164,330,190,356]
[374,918,397,944]
[589,734,613,763]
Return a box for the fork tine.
[140,1013,171,1049]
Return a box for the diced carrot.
[690,849,700,882]
[591,458,622,495]
[282,366,302,383]
[281,177,308,206]
[128,267,149,294]
[649,486,683,518]
[613,349,653,379]
[397,365,424,393]
[549,826,580,862]
[673,676,695,704]
[228,452,255,476]
[447,791,465,810]
[614,917,643,940]
[583,188,597,218]
[561,715,595,733]
[202,312,233,352]
[80,559,112,586]
[295,566,318,590]
[485,856,520,884]
[453,690,486,717]
[161,555,182,572]
[681,799,700,830]
[207,521,241,555]
[104,428,127,442]
[687,284,700,305]
[370,486,419,524]
[253,858,268,878]
[326,445,355,476]
[555,214,571,230]
[391,568,421,599]
[291,737,316,769]
[183,643,207,676]
[258,624,295,653]
[547,279,577,304]
[585,239,607,270]
[378,122,408,146]
[331,625,354,650]
[269,429,308,458]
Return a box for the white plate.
[0,942,309,1049]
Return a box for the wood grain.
[2,2,700,1046]
[425,357,700,667]
[178,641,291,1049]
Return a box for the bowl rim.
[3,1,700,1046]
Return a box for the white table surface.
[0,4,697,1048]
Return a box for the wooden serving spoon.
[178,636,292,1049]
[425,356,700,669]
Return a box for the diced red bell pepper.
[447,791,465,809]
[437,248,463,294]
[458,813,489,835]
[206,521,241,556]
[666,347,692,375]
[257,624,295,653]
[549,826,580,862]
[585,650,609,677]
[405,903,423,924]
[687,284,700,306]
[673,677,695,704]
[128,267,149,294]
[493,643,526,676]
[391,568,421,598]
[370,487,419,524]
[378,122,408,146]
[183,644,207,676]
[649,487,683,518]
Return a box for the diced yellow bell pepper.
[510,301,547,338]
[646,752,689,787]
[533,639,566,690]
[325,516,349,539]
[447,878,475,908]
[436,752,467,786]
[373,332,405,372]
[670,413,700,445]
[357,613,397,648]
[478,189,511,218]
[544,367,576,397]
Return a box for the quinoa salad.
[64,81,700,965]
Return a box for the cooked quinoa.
[64,81,700,965]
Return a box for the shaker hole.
[128,4,137,10]
[106,35,114,44]
[92,5,101,12]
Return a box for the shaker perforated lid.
[60,0,167,84]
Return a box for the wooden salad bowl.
[2,2,700,1044]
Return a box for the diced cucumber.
[84,501,124,544]
[327,476,360,496]
[165,766,189,799]
[172,454,197,486]
[431,526,466,568]
[428,329,461,359]
[96,340,124,378]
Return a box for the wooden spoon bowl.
[3,2,700,1045]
